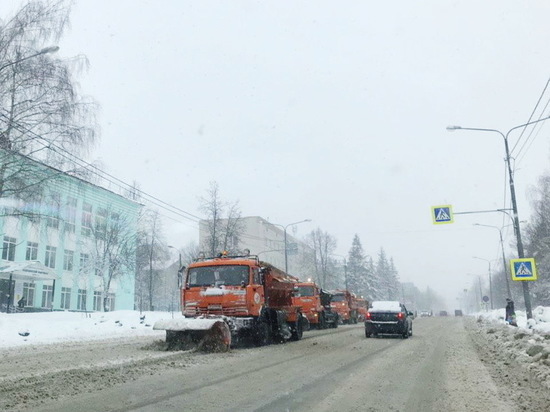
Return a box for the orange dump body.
[292,282,323,325]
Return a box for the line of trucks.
[153,252,368,351]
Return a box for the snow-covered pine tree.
[346,234,368,297]
[388,257,401,300]
[375,248,393,300]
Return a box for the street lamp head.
[446,125,462,131]
[39,46,60,55]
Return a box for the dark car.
[365,301,413,339]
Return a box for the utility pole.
[448,118,550,319]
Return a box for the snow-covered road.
[2,315,549,411]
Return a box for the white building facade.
[199,216,313,278]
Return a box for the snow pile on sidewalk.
[476,305,550,334]
[474,305,550,389]
[0,310,175,348]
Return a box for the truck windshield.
[297,286,314,297]
[332,294,345,302]
[187,265,249,287]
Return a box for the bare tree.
[0,150,59,217]
[0,1,97,220]
[179,240,201,267]
[0,0,97,157]
[86,206,137,312]
[525,174,550,306]
[199,181,244,256]
[135,209,168,311]
[305,227,337,289]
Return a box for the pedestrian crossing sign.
[510,258,537,281]
[431,205,454,225]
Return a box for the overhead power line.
[0,111,204,224]
[1,113,303,246]
[511,76,550,161]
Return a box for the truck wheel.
[290,316,303,341]
[365,328,371,338]
[253,322,271,347]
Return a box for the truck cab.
[330,290,358,324]
[166,253,304,347]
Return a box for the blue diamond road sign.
[510,258,537,281]
[431,205,453,225]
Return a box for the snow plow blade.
[153,318,231,352]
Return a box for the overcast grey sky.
[3,1,550,306]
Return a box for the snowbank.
[0,310,175,348]
[473,305,550,390]
[476,305,550,335]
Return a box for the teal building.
[0,151,141,312]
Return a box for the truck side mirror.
[259,267,267,284]
[177,266,186,289]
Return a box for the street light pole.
[473,223,512,299]
[473,256,493,309]
[168,245,183,313]
[330,254,349,291]
[0,46,59,73]
[273,219,312,274]
[447,117,550,319]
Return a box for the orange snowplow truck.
[293,281,339,329]
[330,289,359,324]
[354,297,369,322]
[154,253,305,350]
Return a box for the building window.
[45,192,60,229]
[2,236,16,261]
[63,250,74,271]
[25,242,38,261]
[45,246,57,269]
[106,293,116,312]
[81,202,92,236]
[79,253,90,274]
[65,197,77,233]
[41,285,53,308]
[77,289,87,311]
[22,282,35,306]
[60,287,71,309]
[95,207,108,238]
[93,291,102,311]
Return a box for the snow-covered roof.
[0,260,56,281]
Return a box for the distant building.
[199,216,313,277]
[0,150,141,312]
